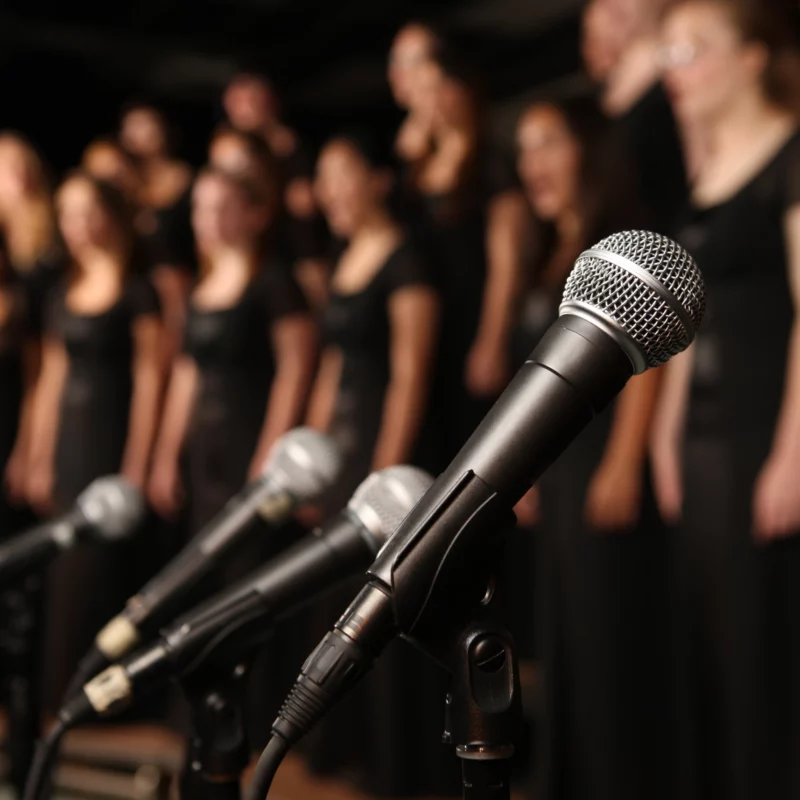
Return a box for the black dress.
[513,269,671,800]
[402,151,520,468]
[672,130,800,800]
[140,186,196,272]
[40,275,161,711]
[306,240,460,797]
[181,262,307,540]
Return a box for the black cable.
[63,645,108,703]
[23,716,68,800]
[246,735,288,800]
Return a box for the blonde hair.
[0,133,57,269]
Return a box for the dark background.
[0,0,586,173]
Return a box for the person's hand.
[26,463,55,515]
[4,447,28,506]
[247,453,268,484]
[585,456,643,533]
[514,486,540,529]
[651,441,683,525]
[465,338,510,398]
[121,464,147,493]
[295,505,324,530]
[752,451,800,542]
[148,458,183,520]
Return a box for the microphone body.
[88,428,343,665]
[271,230,706,748]
[62,466,433,723]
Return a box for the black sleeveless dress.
[181,262,307,540]
[40,275,161,711]
[672,130,800,800]
[306,240,460,797]
[401,151,520,469]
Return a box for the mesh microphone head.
[76,476,146,542]
[348,466,435,547]
[262,427,344,503]
[560,230,705,373]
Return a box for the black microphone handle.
[0,514,82,586]
[75,510,375,715]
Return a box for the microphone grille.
[264,427,344,502]
[348,466,434,546]
[76,476,146,542]
[560,230,705,371]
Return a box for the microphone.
[270,230,706,752]
[57,466,434,725]
[0,476,145,585]
[68,428,343,695]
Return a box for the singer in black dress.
[27,174,164,711]
[305,134,455,796]
[515,99,671,800]
[397,50,527,467]
[653,4,800,798]
[148,167,315,548]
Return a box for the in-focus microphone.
[271,230,706,750]
[58,466,434,725]
[69,428,343,693]
[0,476,145,585]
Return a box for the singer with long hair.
[0,133,62,338]
[304,133,456,796]
[651,1,800,797]
[515,98,670,800]
[398,48,528,467]
[147,168,316,539]
[27,173,164,709]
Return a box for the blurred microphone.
[270,231,706,751]
[67,428,342,696]
[57,466,433,725]
[0,476,144,585]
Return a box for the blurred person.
[207,125,331,308]
[651,1,800,797]
[147,168,315,539]
[82,137,143,205]
[582,0,690,226]
[515,98,670,800]
[388,22,441,163]
[27,174,163,710]
[304,134,456,797]
[0,133,62,337]
[222,72,329,309]
[400,49,528,466]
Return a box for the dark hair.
[195,164,269,210]
[208,124,281,216]
[324,130,395,171]
[521,96,640,284]
[120,101,179,156]
[58,171,136,266]
[673,0,800,108]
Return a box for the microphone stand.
[178,661,252,800]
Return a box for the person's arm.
[466,189,528,397]
[4,338,42,504]
[649,347,694,524]
[584,368,663,532]
[249,314,318,478]
[753,203,800,539]
[305,348,342,434]
[371,286,439,470]
[148,355,198,518]
[120,315,164,490]
[27,336,68,513]
[149,264,192,370]
[395,112,434,164]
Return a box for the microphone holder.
[178,660,252,800]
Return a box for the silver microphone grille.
[560,230,705,372]
[263,427,344,502]
[348,466,434,547]
[76,476,146,542]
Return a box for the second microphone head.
[560,230,706,373]
[76,476,147,542]
[348,465,435,551]
[262,427,344,503]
